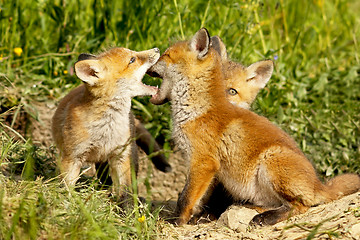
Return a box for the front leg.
[108,149,132,201]
[176,154,220,225]
[60,156,82,186]
[191,180,235,222]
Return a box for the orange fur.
[52,47,160,199]
[149,29,360,225]
[211,35,273,109]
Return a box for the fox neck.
[170,66,228,126]
[169,65,230,160]
[83,84,132,115]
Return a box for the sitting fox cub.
[52,47,160,199]
[189,36,273,220]
[148,28,360,225]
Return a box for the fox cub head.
[75,47,160,98]
[148,28,273,108]
[211,36,273,109]
[148,28,219,105]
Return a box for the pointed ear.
[74,60,105,86]
[190,28,211,59]
[211,36,227,61]
[245,60,274,89]
[77,53,96,61]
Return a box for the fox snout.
[153,47,160,55]
[150,48,160,64]
[141,48,160,65]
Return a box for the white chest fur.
[218,164,283,208]
[76,98,132,162]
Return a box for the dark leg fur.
[250,204,291,226]
[200,182,234,218]
[188,181,234,224]
[135,121,172,172]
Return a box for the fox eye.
[129,57,136,64]
[228,88,238,96]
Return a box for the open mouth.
[146,68,168,104]
[146,69,163,97]
[148,79,170,105]
[139,81,159,96]
[148,84,159,94]
[146,70,162,79]
[150,90,165,104]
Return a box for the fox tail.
[324,173,360,200]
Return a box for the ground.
[30,101,360,240]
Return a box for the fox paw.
[250,214,266,226]
[175,217,187,226]
[250,212,278,226]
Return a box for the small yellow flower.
[0,54,3,61]
[63,70,68,75]
[338,66,345,72]
[241,4,248,9]
[315,0,324,8]
[54,71,58,76]
[137,215,146,223]
[13,47,23,57]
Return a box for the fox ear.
[77,53,96,61]
[211,36,227,61]
[246,60,274,89]
[190,28,211,59]
[75,60,105,86]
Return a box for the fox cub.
[52,47,160,199]
[149,35,269,110]
[148,28,360,225]
[188,35,273,220]
[211,36,271,109]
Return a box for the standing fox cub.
[52,47,160,199]
[148,28,360,225]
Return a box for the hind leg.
[252,148,324,226]
[250,203,309,226]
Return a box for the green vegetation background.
[0,0,359,239]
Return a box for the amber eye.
[228,88,238,96]
[129,57,136,64]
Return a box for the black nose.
[154,48,160,53]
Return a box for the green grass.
[0,175,162,239]
[1,0,360,238]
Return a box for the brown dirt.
[31,101,360,240]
